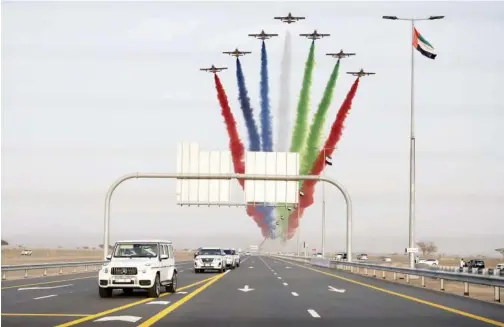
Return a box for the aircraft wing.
[319,33,330,37]
[242,51,252,54]
[265,33,278,36]
[347,53,356,56]
[222,52,233,54]
[248,33,260,36]
[274,16,286,19]
[200,68,210,71]
[299,33,311,36]
[293,17,305,20]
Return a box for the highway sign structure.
[245,151,300,206]
[176,142,233,206]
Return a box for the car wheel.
[147,274,161,298]
[166,273,177,293]
[99,287,112,298]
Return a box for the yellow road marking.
[274,257,504,327]
[138,271,227,326]
[1,276,95,290]
[2,313,90,317]
[55,275,218,327]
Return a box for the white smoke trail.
[275,30,292,152]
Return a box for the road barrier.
[1,260,193,280]
[1,261,106,280]
[273,255,503,303]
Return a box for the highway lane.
[268,257,504,326]
[136,255,312,326]
[1,261,199,326]
[139,256,503,327]
[2,256,503,326]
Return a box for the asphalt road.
[1,256,503,327]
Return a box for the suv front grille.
[111,267,138,275]
[202,258,213,263]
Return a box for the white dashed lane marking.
[291,292,299,297]
[307,309,321,318]
[33,294,57,300]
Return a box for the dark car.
[467,259,485,269]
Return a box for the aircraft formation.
[200,12,375,78]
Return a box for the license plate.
[115,278,131,283]
[204,263,210,267]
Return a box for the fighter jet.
[346,69,375,77]
[248,29,279,40]
[200,65,228,73]
[300,29,330,40]
[222,48,252,57]
[326,50,356,59]
[274,12,305,24]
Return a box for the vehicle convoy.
[98,240,177,298]
[223,248,238,269]
[194,247,226,273]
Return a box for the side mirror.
[160,254,169,260]
[106,254,112,260]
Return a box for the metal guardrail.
[1,259,193,280]
[273,255,503,302]
[1,260,106,280]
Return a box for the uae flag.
[412,27,437,59]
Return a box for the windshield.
[199,249,222,256]
[113,243,158,258]
[223,250,234,255]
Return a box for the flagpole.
[382,15,444,269]
[409,19,416,271]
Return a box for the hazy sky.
[2,1,503,255]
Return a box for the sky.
[1,1,503,256]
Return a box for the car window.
[168,245,174,258]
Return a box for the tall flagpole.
[408,20,416,270]
[382,15,444,269]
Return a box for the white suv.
[194,247,226,273]
[98,240,177,298]
[223,248,238,269]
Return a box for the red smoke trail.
[287,77,361,235]
[214,74,269,237]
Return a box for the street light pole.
[382,15,444,269]
[308,146,335,259]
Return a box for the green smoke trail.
[289,41,316,153]
[300,59,341,174]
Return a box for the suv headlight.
[103,267,109,273]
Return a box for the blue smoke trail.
[236,58,261,151]
[258,41,275,236]
[260,41,273,152]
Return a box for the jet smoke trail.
[260,40,273,151]
[276,30,292,152]
[287,77,361,236]
[214,73,245,186]
[236,58,261,151]
[258,40,275,236]
[214,73,268,235]
[300,59,341,175]
[276,40,316,238]
[289,40,316,153]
